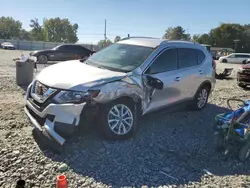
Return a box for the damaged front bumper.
[24,82,87,146]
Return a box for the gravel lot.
[1,49,250,188]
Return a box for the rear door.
[56,45,77,61]
[176,48,204,99]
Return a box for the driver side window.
[146,48,178,74]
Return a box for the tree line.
[0,16,78,43]
[1,16,250,52]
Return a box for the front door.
[142,48,184,114]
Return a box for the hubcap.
[39,55,47,63]
[197,89,208,108]
[108,104,133,135]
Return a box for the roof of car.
[117,37,197,48]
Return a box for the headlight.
[238,68,243,73]
[53,90,100,104]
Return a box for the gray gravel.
[0,49,250,187]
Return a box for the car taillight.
[212,60,216,69]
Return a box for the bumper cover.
[25,98,86,146]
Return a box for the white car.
[219,53,250,64]
[1,42,15,50]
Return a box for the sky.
[2,0,250,44]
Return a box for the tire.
[239,143,250,162]
[238,83,247,89]
[189,85,210,110]
[38,55,48,64]
[243,60,247,64]
[213,131,224,150]
[222,59,227,63]
[99,98,136,140]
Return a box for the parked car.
[219,53,250,64]
[237,64,250,88]
[24,37,216,150]
[1,42,15,50]
[29,44,95,64]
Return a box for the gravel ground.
[1,49,250,188]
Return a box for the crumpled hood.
[36,60,127,91]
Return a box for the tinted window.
[235,55,250,58]
[197,50,205,64]
[146,49,178,74]
[58,45,70,51]
[178,48,198,68]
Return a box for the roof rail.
[120,36,161,41]
[161,39,196,45]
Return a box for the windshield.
[84,43,154,72]
[3,42,11,45]
[52,45,60,50]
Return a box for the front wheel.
[189,85,210,110]
[222,59,227,63]
[238,82,247,89]
[99,99,136,140]
[38,55,48,64]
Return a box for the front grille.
[28,81,59,112]
[243,70,250,75]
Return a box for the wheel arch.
[193,81,212,99]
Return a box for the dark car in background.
[29,44,95,64]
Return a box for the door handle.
[198,70,203,74]
[174,77,181,81]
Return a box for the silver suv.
[24,37,216,148]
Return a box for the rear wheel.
[189,85,210,110]
[99,98,136,140]
[38,55,48,64]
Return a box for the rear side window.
[58,45,70,51]
[178,48,198,68]
[146,49,178,74]
[197,50,205,64]
[235,55,250,58]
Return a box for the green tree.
[163,26,191,40]
[0,16,22,39]
[114,36,121,42]
[209,23,245,51]
[192,34,212,45]
[98,39,113,47]
[29,18,46,41]
[43,17,78,43]
[19,29,32,40]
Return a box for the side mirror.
[145,75,163,90]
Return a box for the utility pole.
[128,34,130,38]
[104,19,107,46]
[233,39,240,52]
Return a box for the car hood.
[36,60,127,91]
